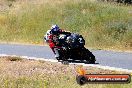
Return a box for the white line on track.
[0,54,132,73]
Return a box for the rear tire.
[61,61,69,65]
[88,58,95,64]
[85,49,96,64]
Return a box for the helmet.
[50,24,60,34]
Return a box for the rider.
[44,24,71,59]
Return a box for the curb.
[0,54,132,73]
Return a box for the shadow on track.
[58,59,99,65]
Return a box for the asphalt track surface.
[0,44,132,70]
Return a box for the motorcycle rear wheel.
[84,49,96,64]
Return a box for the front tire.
[58,49,69,63]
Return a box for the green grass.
[0,76,48,88]
[0,75,132,88]
[0,0,132,50]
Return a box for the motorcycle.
[57,33,96,64]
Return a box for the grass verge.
[0,56,131,88]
